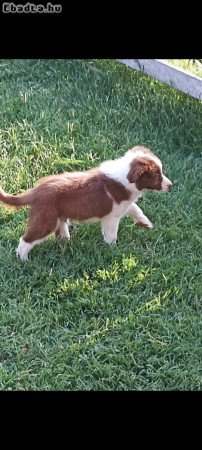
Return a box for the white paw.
[57,235,70,243]
[103,233,117,245]
[136,217,153,229]
[16,237,31,261]
[104,238,117,245]
[59,222,70,240]
[16,248,29,261]
[101,220,119,245]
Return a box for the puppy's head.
[126,147,172,192]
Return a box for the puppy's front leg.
[127,203,153,229]
[101,217,120,245]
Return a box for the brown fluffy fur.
[127,158,163,191]
[0,169,131,243]
[0,146,172,259]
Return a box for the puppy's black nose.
[168,182,173,190]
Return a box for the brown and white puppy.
[0,146,172,260]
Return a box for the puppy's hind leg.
[16,207,58,261]
[16,236,48,261]
[55,219,70,241]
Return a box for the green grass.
[0,59,202,391]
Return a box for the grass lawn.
[0,59,201,391]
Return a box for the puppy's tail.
[0,186,33,209]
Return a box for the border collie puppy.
[0,146,172,260]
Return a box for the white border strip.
[117,59,202,100]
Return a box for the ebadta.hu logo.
[2,2,62,13]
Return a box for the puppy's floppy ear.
[127,158,149,184]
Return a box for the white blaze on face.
[100,147,173,193]
[144,154,172,192]
[161,174,173,191]
[131,150,173,192]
